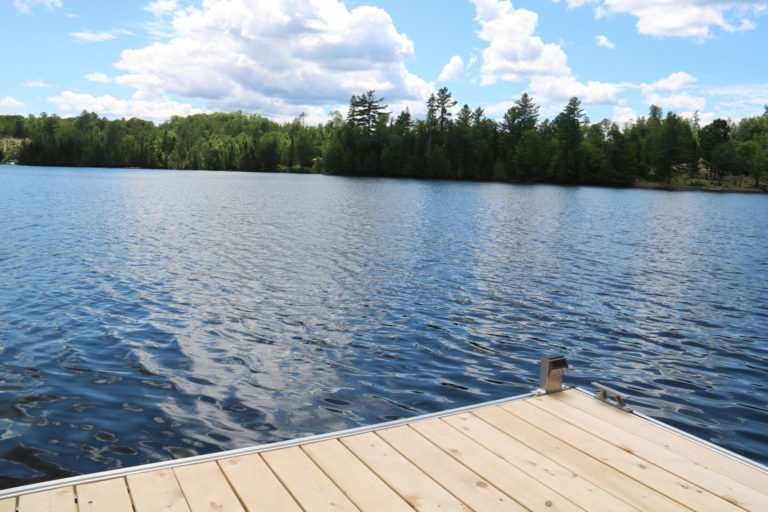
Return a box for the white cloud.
[111,0,431,119]
[0,96,25,108]
[645,91,706,111]
[471,0,569,85]
[595,35,614,48]
[12,0,61,14]
[470,0,622,106]
[705,83,768,119]
[25,79,53,88]
[530,75,622,105]
[638,71,705,111]
[569,1,765,39]
[70,31,117,42]
[85,72,112,83]
[144,0,180,16]
[652,71,696,91]
[612,105,637,125]
[48,91,203,121]
[438,56,465,82]
[680,110,716,126]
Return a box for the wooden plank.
[442,412,636,512]
[504,400,743,512]
[302,439,415,512]
[76,478,134,512]
[472,405,690,512]
[17,487,76,512]
[411,416,583,511]
[173,461,245,512]
[127,469,191,512]
[0,498,15,512]
[341,431,471,512]
[553,390,768,493]
[530,393,768,511]
[218,454,302,512]
[262,445,359,512]
[377,424,524,512]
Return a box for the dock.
[1,384,766,511]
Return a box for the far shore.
[632,180,767,194]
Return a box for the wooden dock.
[1,388,766,511]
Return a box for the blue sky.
[2,0,767,126]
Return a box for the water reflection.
[0,167,766,487]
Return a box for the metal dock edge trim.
[572,386,768,475]
[0,390,539,499]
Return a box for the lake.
[0,165,766,488]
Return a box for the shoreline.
[631,180,767,194]
[4,163,766,194]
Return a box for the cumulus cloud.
[612,105,638,125]
[652,71,697,91]
[566,0,765,39]
[644,91,706,111]
[470,0,621,106]
[70,31,117,42]
[48,91,203,120]
[111,0,431,119]
[144,0,180,16]
[0,96,25,108]
[25,79,53,88]
[85,72,112,83]
[530,75,623,104]
[12,0,61,14]
[705,83,768,119]
[595,35,614,48]
[438,56,465,82]
[471,0,569,85]
[639,71,705,111]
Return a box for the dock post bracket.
[539,355,568,394]
[592,382,633,412]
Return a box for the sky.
[1,0,767,126]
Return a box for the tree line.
[2,90,767,188]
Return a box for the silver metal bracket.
[539,355,568,394]
[592,382,632,412]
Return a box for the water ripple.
[0,167,767,487]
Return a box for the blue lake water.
[0,165,766,487]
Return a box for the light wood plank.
[262,445,359,512]
[472,405,689,512]
[173,461,245,512]
[505,401,743,512]
[127,469,191,512]
[0,498,15,512]
[341,431,471,512]
[302,439,415,512]
[18,487,76,512]
[441,412,636,512]
[76,478,133,512]
[218,454,302,512]
[553,390,768,494]
[530,393,768,511]
[412,417,584,511]
[378,424,524,512]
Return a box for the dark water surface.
[1,165,766,487]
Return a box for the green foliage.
[5,91,768,188]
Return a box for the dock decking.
[1,388,766,511]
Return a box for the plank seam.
[507,401,717,511]
[527,395,761,511]
[260,452,310,512]
[435,414,611,511]
[375,426,497,511]
[410,419,558,511]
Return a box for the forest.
[1,89,767,188]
